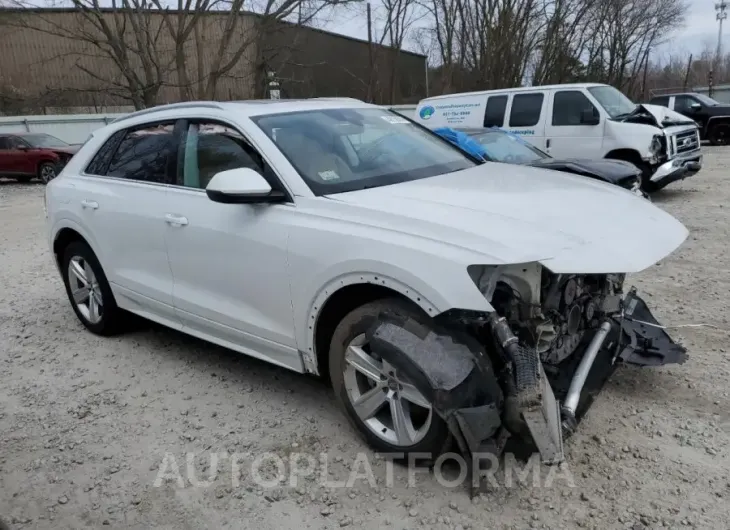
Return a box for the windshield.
[587,86,636,119]
[22,133,69,148]
[694,93,720,106]
[252,108,476,195]
[467,130,547,164]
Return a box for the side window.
[180,122,264,189]
[85,131,125,175]
[509,93,544,127]
[0,138,9,150]
[651,96,669,107]
[675,96,698,114]
[552,91,598,126]
[7,137,26,149]
[106,122,177,184]
[483,96,508,127]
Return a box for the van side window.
[509,94,544,127]
[483,96,508,127]
[552,91,598,126]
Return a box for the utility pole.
[712,1,728,97]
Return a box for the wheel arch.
[605,148,643,164]
[306,274,441,376]
[51,221,101,270]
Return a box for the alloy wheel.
[41,164,56,183]
[67,256,103,324]
[342,334,432,447]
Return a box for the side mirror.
[205,167,286,204]
[689,103,702,111]
[580,108,600,125]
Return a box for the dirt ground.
[1,149,729,530]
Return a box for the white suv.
[46,99,688,462]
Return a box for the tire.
[708,123,730,146]
[37,161,57,184]
[329,298,451,458]
[61,241,125,335]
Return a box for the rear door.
[73,120,181,327]
[504,92,546,149]
[544,89,604,159]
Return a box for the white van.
[413,83,702,191]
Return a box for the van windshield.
[588,86,637,119]
[252,108,476,195]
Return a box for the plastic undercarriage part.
[366,289,687,492]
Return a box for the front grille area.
[674,129,700,155]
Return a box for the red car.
[0,133,80,183]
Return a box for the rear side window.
[85,131,125,175]
[105,123,177,184]
[509,93,544,127]
[483,96,508,127]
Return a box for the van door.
[544,89,603,159]
[504,92,546,150]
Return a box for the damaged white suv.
[45,99,688,466]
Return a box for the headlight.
[650,134,665,155]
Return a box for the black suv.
[649,92,730,145]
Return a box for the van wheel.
[329,298,451,458]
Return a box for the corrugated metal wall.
[0,9,428,113]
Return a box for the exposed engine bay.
[489,267,626,365]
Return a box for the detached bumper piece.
[616,288,688,366]
[650,154,702,186]
[366,313,505,478]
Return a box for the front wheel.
[329,299,451,457]
[708,123,730,146]
[38,162,57,183]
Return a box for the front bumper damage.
[367,288,686,486]
[650,153,702,187]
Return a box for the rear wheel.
[61,241,125,335]
[328,298,451,458]
[708,123,730,146]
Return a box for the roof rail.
[110,101,224,124]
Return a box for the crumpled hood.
[636,104,697,128]
[324,163,688,274]
[527,157,639,185]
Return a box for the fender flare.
[51,218,103,266]
[705,115,730,133]
[302,272,443,373]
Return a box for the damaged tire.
[329,298,451,457]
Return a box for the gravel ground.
[1,149,729,530]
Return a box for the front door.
[544,90,604,159]
[163,120,300,370]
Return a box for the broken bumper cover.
[650,153,702,185]
[366,290,686,469]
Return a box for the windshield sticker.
[381,115,410,124]
[318,170,340,181]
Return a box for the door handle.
[164,213,188,226]
[546,138,551,149]
[81,199,99,210]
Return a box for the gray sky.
[315,0,719,59]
